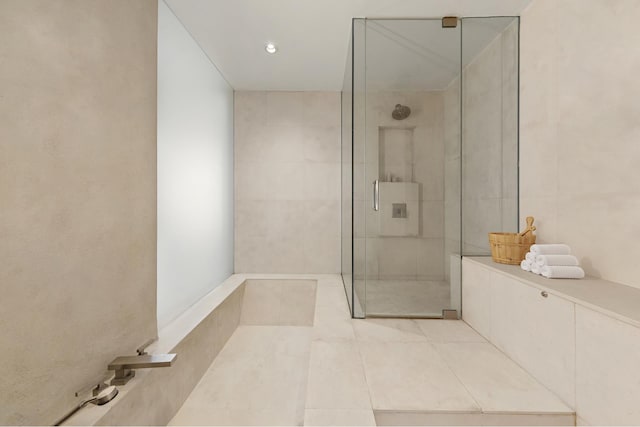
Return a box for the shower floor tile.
[356,279,451,317]
[170,275,573,426]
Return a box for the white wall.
[0,1,157,424]
[520,0,640,289]
[157,0,234,328]
[234,91,341,273]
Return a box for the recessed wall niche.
[377,126,419,237]
[379,126,415,182]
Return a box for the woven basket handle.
[518,216,536,236]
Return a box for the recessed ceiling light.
[265,42,277,54]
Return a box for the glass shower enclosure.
[341,17,519,318]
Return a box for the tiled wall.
[0,1,158,424]
[341,51,354,307]
[443,78,461,281]
[520,0,640,289]
[462,20,519,255]
[234,92,341,273]
[354,91,445,281]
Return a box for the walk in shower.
[341,17,519,318]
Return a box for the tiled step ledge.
[64,275,248,426]
[374,409,575,426]
[466,256,640,329]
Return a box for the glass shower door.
[361,18,462,317]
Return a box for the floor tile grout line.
[324,276,375,413]
[304,278,368,417]
[353,333,378,415]
[426,341,484,412]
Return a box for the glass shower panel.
[352,19,366,318]
[341,23,354,314]
[461,17,520,256]
[363,19,462,317]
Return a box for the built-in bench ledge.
[466,256,640,328]
[462,256,640,425]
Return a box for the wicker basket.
[488,217,536,265]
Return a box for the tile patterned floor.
[169,275,574,426]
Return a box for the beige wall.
[520,0,640,288]
[234,91,341,273]
[0,1,158,424]
[443,19,519,278]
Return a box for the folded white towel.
[520,260,532,272]
[531,263,542,275]
[535,254,579,267]
[530,244,571,255]
[541,265,585,279]
[525,252,536,263]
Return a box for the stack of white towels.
[520,244,585,279]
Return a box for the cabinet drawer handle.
[541,291,548,298]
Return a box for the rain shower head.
[392,104,411,120]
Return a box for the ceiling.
[165,0,532,91]
[364,17,517,91]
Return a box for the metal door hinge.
[442,309,458,320]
